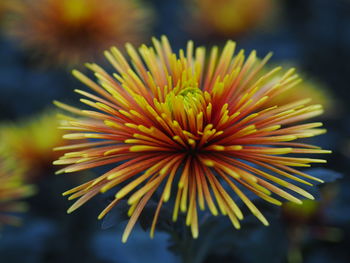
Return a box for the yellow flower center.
[165,87,205,117]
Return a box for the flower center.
[165,87,205,116]
[178,87,203,106]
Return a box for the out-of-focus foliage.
[281,184,342,263]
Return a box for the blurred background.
[0,0,349,262]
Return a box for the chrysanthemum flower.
[188,0,274,37]
[54,36,330,242]
[0,111,72,181]
[0,159,35,227]
[6,0,152,65]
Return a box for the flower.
[0,111,72,181]
[54,36,330,242]
[6,0,152,65]
[187,0,274,37]
[0,158,35,227]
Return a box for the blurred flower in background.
[4,0,153,65]
[0,111,74,182]
[186,0,275,38]
[54,36,330,243]
[0,158,35,228]
[255,67,336,117]
[264,78,334,115]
